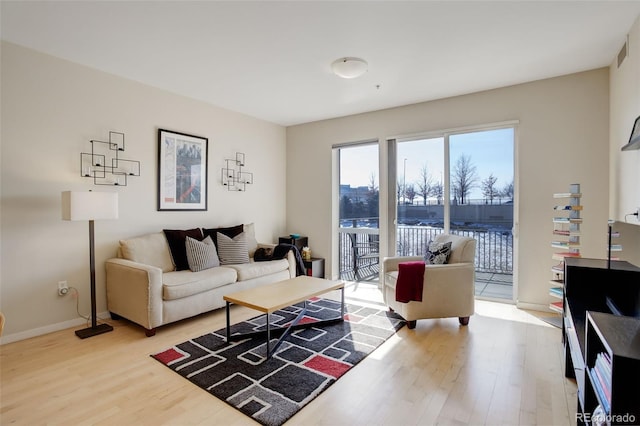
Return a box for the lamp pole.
[403,158,407,205]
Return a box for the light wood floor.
[1,282,577,425]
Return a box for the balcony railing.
[338,225,514,280]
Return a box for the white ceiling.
[2,1,640,126]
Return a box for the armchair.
[382,234,476,329]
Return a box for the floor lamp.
[62,191,118,339]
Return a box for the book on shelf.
[549,278,564,286]
[608,244,623,251]
[549,301,563,313]
[553,205,583,211]
[589,368,611,413]
[551,263,565,273]
[551,241,580,248]
[553,217,583,224]
[553,192,582,198]
[553,252,581,261]
[553,229,581,236]
[595,352,612,376]
[549,287,563,297]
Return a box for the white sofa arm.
[420,262,476,317]
[258,243,297,278]
[105,258,164,333]
[383,256,423,274]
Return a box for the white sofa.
[105,224,296,336]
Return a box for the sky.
[340,127,514,200]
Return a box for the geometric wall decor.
[80,131,140,186]
[221,152,253,191]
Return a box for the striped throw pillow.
[217,232,250,265]
[185,235,220,272]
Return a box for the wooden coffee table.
[223,276,345,359]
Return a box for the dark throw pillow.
[424,240,452,265]
[202,224,244,247]
[163,228,204,271]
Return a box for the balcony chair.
[348,232,380,280]
[382,233,476,329]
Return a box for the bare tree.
[416,164,433,205]
[452,155,478,204]
[404,184,416,205]
[367,172,379,217]
[501,180,514,202]
[432,181,443,204]
[481,173,499,204]
[368,172,378,192]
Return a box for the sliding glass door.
[449,128,514,301]
[395,126,515,301]
[396,137,445,257]
[336,143,380,282]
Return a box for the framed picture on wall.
[157,129,208,211]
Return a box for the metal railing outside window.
[338,225,513,278]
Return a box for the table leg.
[226,301,231,342]
[266,312,270,357]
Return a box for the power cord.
[68,286,111,328]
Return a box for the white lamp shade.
[62,191,118,221]
[331,57,368,79]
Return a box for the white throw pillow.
[119,232,175,272]
[244,223,259,257]
[424,240,452,265]
[185,235,220,272]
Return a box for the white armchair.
[383,234,476,329]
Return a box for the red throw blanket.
[395,260,425,303]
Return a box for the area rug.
[151,297,405,426]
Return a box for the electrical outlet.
[58,280,69,296]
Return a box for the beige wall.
[0,42,287,342]
[610,14,640,227]
[287,69,610,311]
[4,21,637,341]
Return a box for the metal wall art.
[222,152,253,191]
[80,131,140,186]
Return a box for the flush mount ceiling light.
[331,57,368,79]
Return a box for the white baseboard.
[516,301,555,313]
[0,311,111,345]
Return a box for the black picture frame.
[157,129,208,211]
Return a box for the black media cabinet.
[562,257,640,425]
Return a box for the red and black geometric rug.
[151,297,405,426]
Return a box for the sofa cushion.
[119,232,174,273]
[163,228,204,271]
[243,223,259,258]
[217,232,250,265]
[162,267,237,300]
[186,235,220,272]
[227,259,290,281]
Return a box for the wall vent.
[617,37,628,68]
